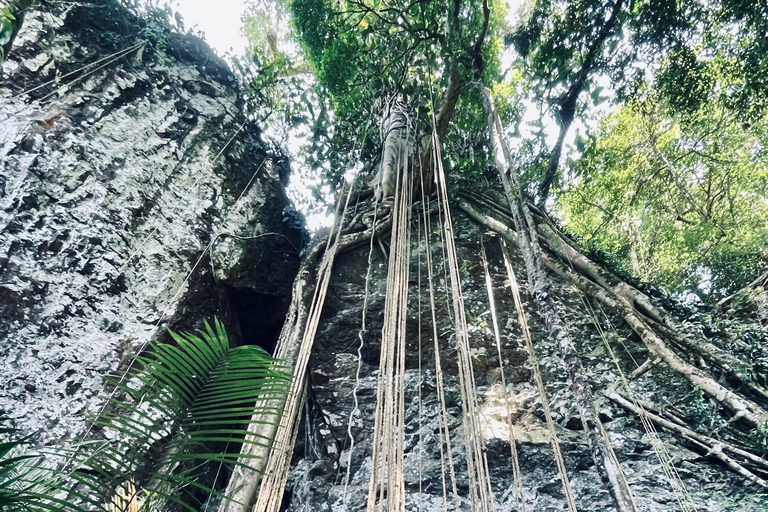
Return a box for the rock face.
[1,2,766,511]
[280,202,767,511]
[0,1,304,441]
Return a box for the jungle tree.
[221,0,768,510]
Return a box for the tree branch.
[608,391,768,475]
[538,0,625,204]
[471,0,490,75]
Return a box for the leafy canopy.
[558,95,768,300]
[244,0,511,189]
[240,0,768,299]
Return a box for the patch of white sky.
[171,0,249,57]
[500,0,619,195]
[172,0,619,229]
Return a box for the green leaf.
[0,17,14,46]
[36,318,293,511]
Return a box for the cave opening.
[225,285,288,355]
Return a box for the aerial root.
[457,193,768,488]
[458,195,768,429]
[608,391,768,487]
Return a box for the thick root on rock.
[608,391,768,486]
[457,194,768,478]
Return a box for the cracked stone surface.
[0,0,303,443]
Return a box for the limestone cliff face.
[0,3,765,511]
[280,202,767,512]
[0,1,304,441]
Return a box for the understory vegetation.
[0,321,290,512]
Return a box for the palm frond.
[59,318,292,512]
[0,421,78,512]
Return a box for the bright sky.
[173,0,249,56]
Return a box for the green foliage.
[751,416,768,458]
[67,319,291,511]
[719,493,768,512]
[503,0,768,200]
[0,320,290,512]
[737,325,768,387]
[242,0,767,307]
[635,286,768,389]
[557,96,768,301]
[237,0,345,210]
[503,0,633,199]
[684,387,727,434]
[0,1,29,65]
[656,46,712,118]
[633,0,768,121]
[508,0,629,92]
[292,0,433,113]
[0,8,15,47]
[730,287,765,316]
[0,418,79,512]
[283,0,511,187]
[630,0,693,46]
[0,421,38,510]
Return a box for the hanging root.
[253,183,359,512]
[420,166,461,509]
[464,187,766,400]
[500,242,578,512]
[219,191,400,512]
[432,128,495,512]
[458,196,768,428]
[608,392,768,487]
[456,193,768,487]
[463,187,767,401]
[480,243,523,507]
[367,126,413,512]
[342,197,380,509]
[531,219,768,403]
[479,83,639,512]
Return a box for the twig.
[628,357,662,381]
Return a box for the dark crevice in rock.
[224,285,288,353]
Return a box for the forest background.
[1,0,767,509]
[202,0,768,306]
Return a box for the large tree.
[221,0,768,510]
